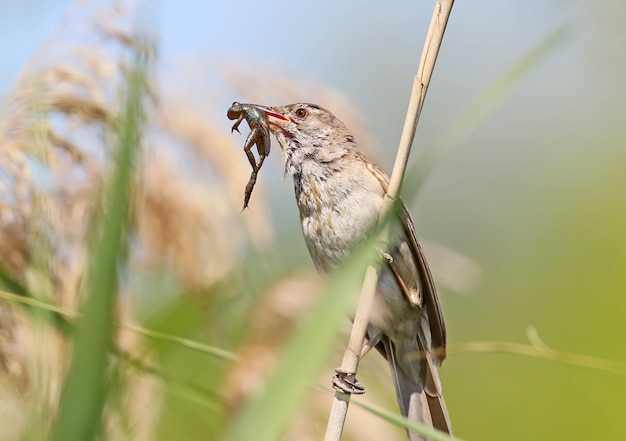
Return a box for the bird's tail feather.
[381,336,452,441]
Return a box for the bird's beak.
[253,105,290,130]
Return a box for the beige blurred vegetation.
[0,1,413,440]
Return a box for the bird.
[258,102,451,440]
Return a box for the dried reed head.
[0,2,160,440]
[0,1,386,440]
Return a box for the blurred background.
[1,1,625,440]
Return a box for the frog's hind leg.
[242,154,265,210]
[243,129,264,169]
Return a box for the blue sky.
[2,0,624,209]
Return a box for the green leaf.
[220,234,380,441]
[353,397,465,441]
[51,52,149,441]
[406,24,572,197]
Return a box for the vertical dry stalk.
[324,1,455,440]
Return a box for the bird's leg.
[360,331,382,359]
[331,332,381,395]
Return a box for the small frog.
[227,102,271,209]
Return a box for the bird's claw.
[332,367,365,395]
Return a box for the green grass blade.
[406,24,572,197]
[353,398,465,441]
[122,323,237,361]
[220,237,379,441]
[0,269,74,335]
[0,265,28,297]
[51,53,148,441]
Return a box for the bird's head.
[255,103,358,178]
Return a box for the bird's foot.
[332,368,365,395]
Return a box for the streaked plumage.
[264,103,451,440]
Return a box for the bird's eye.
[295,108,308,118]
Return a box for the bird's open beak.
[252,104,290,130]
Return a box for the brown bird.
[258,103,451,440]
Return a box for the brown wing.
[367,163,447,362]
